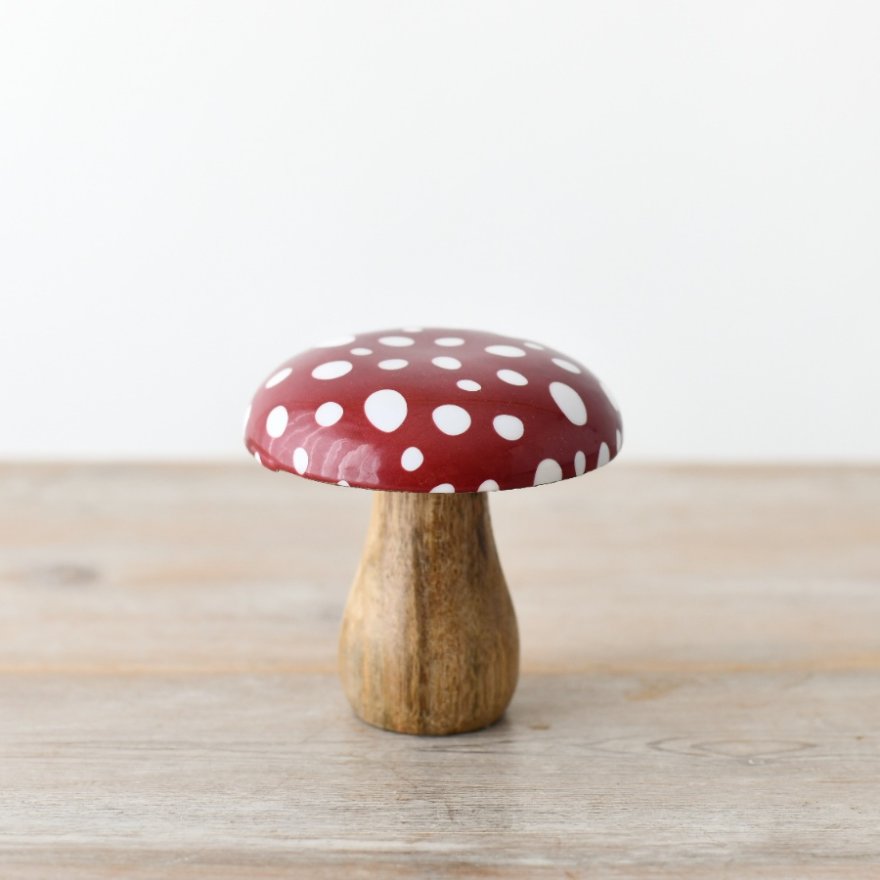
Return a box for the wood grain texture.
[340,491,518,735]
[1,463,879,877]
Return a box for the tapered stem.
[338,491,519,735]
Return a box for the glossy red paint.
[244,327,622,493]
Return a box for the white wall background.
[2,1,878,460]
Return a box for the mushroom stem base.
[339,491,519,735]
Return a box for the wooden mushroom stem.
[339,491,519,735]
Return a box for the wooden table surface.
[1,463,878,878]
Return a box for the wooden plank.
[0,464,879,877]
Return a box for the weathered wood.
[340,491,518,735]
[0,463,879,877]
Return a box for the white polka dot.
[549,381,587,425]
[401,446,424,471]
[315,335,356,348]
[337,479,350,487]
[315,402,343,426]
[254,451,261,465]
[493,414,524,441]
[364,389,408,433]
[293,447,309,474]
[312,360,353,380]
[432,404,471,436]
[497,369,528,386]
[431,483,455,493]
[266,405,288,438]
[243,404,251,428]
[432,356,461,370]
[378,335,415,347]
[378,359,408,370]
[265,367,292,388]
[401,326,423,333]
[435,337,465,347]
[478,479,500,492]
[616,428,623,451]
[524,341,545,350]
[457,379,481,391]
[597,442,611,467]
[485,344,526,358]
[350,347,372,356]
[534,458,563,486]
[552,358,581,374]
[574,451,586,475]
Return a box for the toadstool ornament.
[245,328,622,735]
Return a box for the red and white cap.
[244,328,622,492]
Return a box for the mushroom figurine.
[244,328,622,735]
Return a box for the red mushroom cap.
[244,327,622,492]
